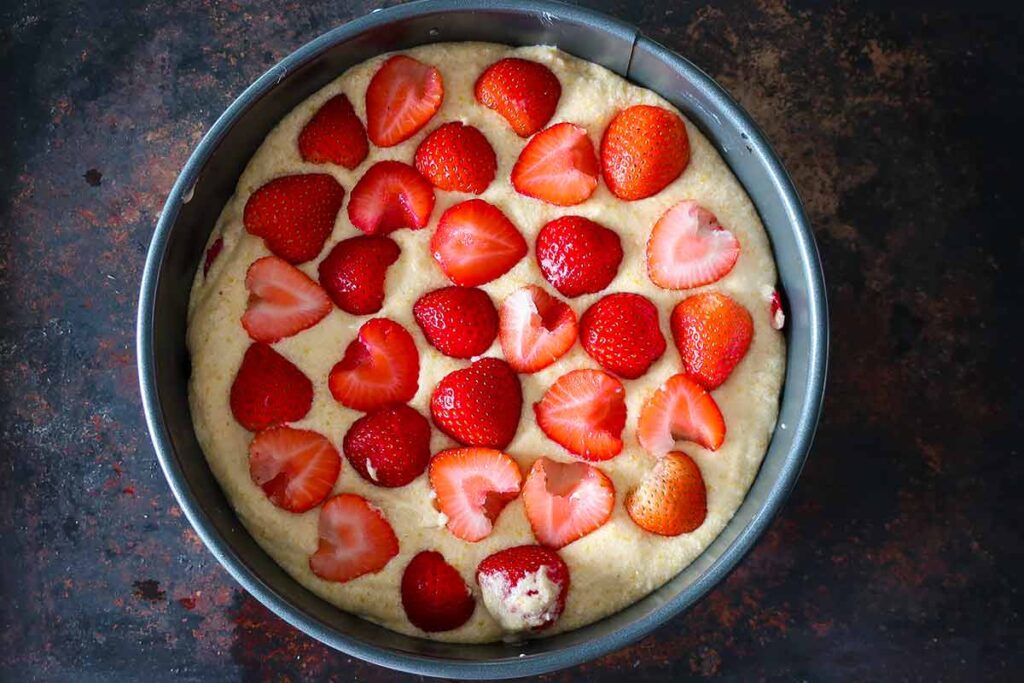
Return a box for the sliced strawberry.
[365,54,444,147]
[626,451,707,536]
[343,404,431,488]
[414,122,496,194]
[474,57,561,137]
[298,93,369,169]
[203,236,223,277]
[430,357,522,449]
[769,288,786,330]
[600,104,689,201]
[533,369,625,461]
[328,318,419,412]
[535,216,622,297]
[241,256,332,343]
[670,291,753,390]
[230,343,313,432]
[248,426,340,513]
[522,457,614,549]
[243,174,344,264]
[347,160,436,236]
[428,447,522,542]
[317,235,400,315]
[579,293,666,379]
[647,200,740,289]
[637,374,726,455]
[401,550,476,632]
[413,286,498,359]
[431,199,527,286]
[476,545,569,632]
[511,122,599,206]
[498,286,577,373]
[309,493,399,583]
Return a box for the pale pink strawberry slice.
[328,318,419,412]
[309,493,399,583]
[511,122,599,206]
[428,447,522,542]
[430,199,527,287]
[241,256,332,343]
[533,369,626,461]
[522,457,614,549]
[646,200,740,289]
[637,374,726,456]
[248,426,341,513]
[498,285,577,373]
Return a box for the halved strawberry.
[476,545,569,632]
[309,493,399,583]
[533,369,625,461]
[298,93,369,169]
[401,550,475,632]
[522,457,614,549]
[535,216,623,297]
[248,426,341,513]
[430,199,527,286]
[579,293,666,379]
[511,122,598,206]
[670,291,753,390]
[203,236,223,277]
[430,357,522,449]
[413,286,498,359]
[498,285,577,373]
[243,174,344,264]
[365,54,444,147]
[626,451,707,536]
[637,374,725,455]
[230,343,313,432]
[328,318,419,412]
[317,235,400,315]
[343,404,431,488]
[769,288,786,330]
[474,57,561,137]
[241,256,332,343]
[414,122,496,194]
[347,161,436,235]
[600,105,689,200]
[428,447,522,542]
[647,201,740,289]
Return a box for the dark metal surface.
[1,0,1021,681]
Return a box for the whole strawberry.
[601,105,689,200]
[430,357,522,449]
[401,551,476,632]
[343,404,431,488]
[413,287,499,359]
[579,293,666,379]
[475,58,561,137]
[243,174,344,264]
[535,216,623,297]
[670,291,753,390]
[415,122,497,194]
[230,343,313,431]
[318,235,401,315]
[298,93,368,169]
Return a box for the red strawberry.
[413,287,498,359]
[203,236,223,276]
[317,235,400,315]
[428,447,522,542]
[637,374,725,455]
[248,426,341,513]
[430,199,527,286]
[522,457,614,549]
[298,93,369,169]
[309,493,399,583]
[769,289,786,330]
[476,545,569,632]
[365,54,444,147]
[533,369,625,461]
[414,122,497,194]
[230,343,313,431]
[670,292,753,390]
[600,105,689,200]
[535,216,622,297]
[241,256,332,343]
[579,293,666,379]
[474,57,561,137]
[430,357,522,449]
[511,122,599,206]
[498,286,577,373]
[647,200,740,289]
[347,161,436,236]
[243,174,344,264]
[401,551,476,632]
[626,451,707,536]
[343,405,431,488]
[328,318,419,412]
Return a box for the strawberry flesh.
[431,199,527,287]
[429,447,523,542]
[476,545,569,632]
[309,493,399,583]
[522,457,615,549]
[511,122,599,206]
[248,426,341,513]
[241,256,332,343]
[498,285,577,373]
[365,55,444,147]
[347,160,436,236]
[329,318,419,412]
[647,200,740,289]
[533,369,626,461]
[637,374,726,455]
